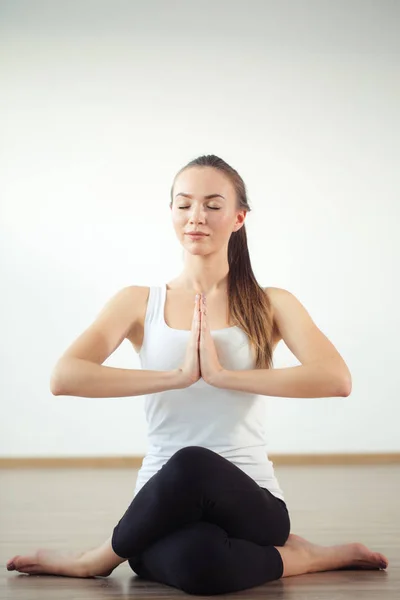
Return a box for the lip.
[186,233,208,237]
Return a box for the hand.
[199,294,225,386]
[176,293,202,388]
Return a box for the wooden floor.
[1,464,398,599]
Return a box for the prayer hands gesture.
[177,293,224,387]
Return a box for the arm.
[211,360,349,398]
[212,287,352,398]
[51,359,183,398]
[50,286,185,397]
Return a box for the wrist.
[209,368,228,388]
[171,368,188,389]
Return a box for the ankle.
[274,544,312,578]
[77,543,126,577]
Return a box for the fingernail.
[7,562,15,570]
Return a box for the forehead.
[174,167,233,197]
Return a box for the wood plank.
[1,453,400,468]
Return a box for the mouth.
[186,233,208,238]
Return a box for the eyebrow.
[175,193,225,200]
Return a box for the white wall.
[1,0,398,457]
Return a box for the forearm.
[50,358,183,398]
[212,362,350,398]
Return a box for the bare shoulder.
[263,286,281,301]
[263,286,305,327]
[263,286,293,309]
[262,286,315,347]
[99,284,150,339]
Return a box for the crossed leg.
[6,531,389,579]
[6,445,389,579]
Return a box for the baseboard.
[0,453,399,468]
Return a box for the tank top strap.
[145,284,165,326]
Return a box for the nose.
[189,205,206,223]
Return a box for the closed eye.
[178,207,220,210]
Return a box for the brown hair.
[169,154,278,369]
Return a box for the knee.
[180,577,222,596]
[179,562,233,596]
[167,446,213,476]
[170,445,212,462]
[170,523,229,595]
[178,550,228,595]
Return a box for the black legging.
[111,445,291,595]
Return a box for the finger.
[200,297,206,337]
[196,295,201,345]
[193,295,200,336]
[193,294,199,318]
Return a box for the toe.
[13,556,37,572]
[379,557,388,568]
[6,556,20,571]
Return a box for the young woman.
[6,155,388,594]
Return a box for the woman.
[6,155,388,594]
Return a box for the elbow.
[344,366,353,396]
[341,374,352,397]
[333,361,352,397]
[50,374,62,395]
[50,362,68,395]
[50,357,83,396]
[322,358,352,397]
[323,363,352,397]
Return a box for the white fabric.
[133,283,285,501]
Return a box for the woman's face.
[170,167,245,254]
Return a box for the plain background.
[1,0,398,459]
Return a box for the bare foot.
[6,548,88,578]
[78,535,126,577]
[6,536,125,578]
[286,533,389,572]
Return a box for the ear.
[234,210,247,231]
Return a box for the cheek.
[171,213,183,225]
[218,215,234,230]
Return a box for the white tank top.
[133,283,285,502]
